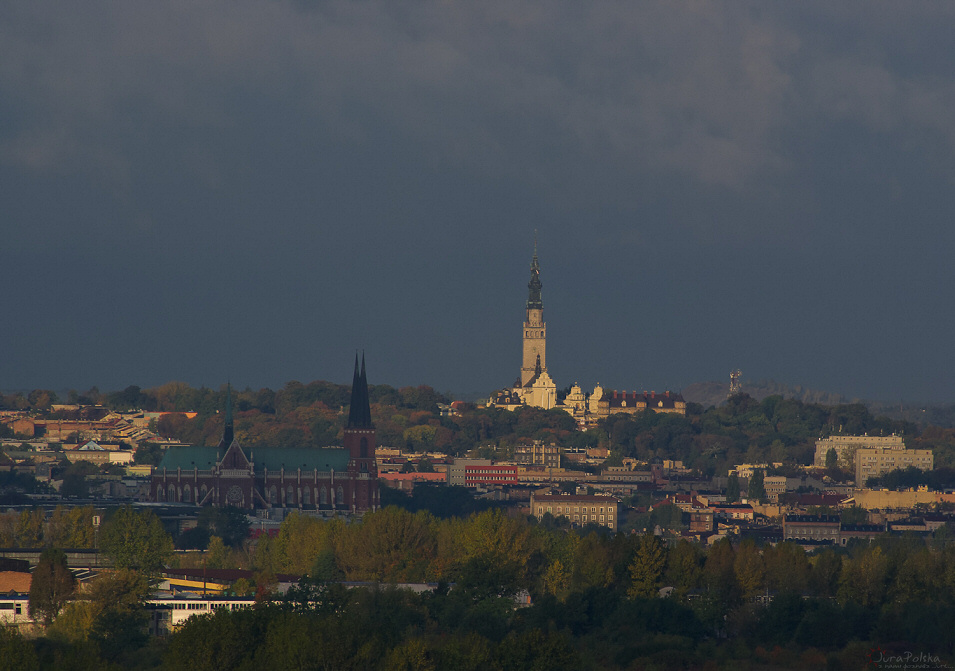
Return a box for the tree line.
[6,503,955,669]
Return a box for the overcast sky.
[3,2,955,402]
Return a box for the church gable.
[220,441,249,470]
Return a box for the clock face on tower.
[226,485,243,504]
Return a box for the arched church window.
[183,484,191,503]
[361,462,367,472]
[337,486,344,505]
[200,485,208,501]
[156,486,164,502]
[360,437,368,458]
[320,486,327,505]
[287,485,294,505]
[168,484,176,501]
[303,488,311,505]
[269,485,278,504]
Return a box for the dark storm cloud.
[2,1,955,401]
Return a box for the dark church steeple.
[347,353,373,429]
[219,383,235,448]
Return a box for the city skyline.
[3,3,955,402]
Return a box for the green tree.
[100,505,173,573]
[205,536,229,569]
[840,506,868,525]
[747,469,766,502]
[665,539,703,597]
[627,532,667,599]
[837,545,889,608]
[0,626,39,671]
[825,447,838,470]
[60,471,89,498]
[29,548,76,625]
[198,505,250,548]
[133,442,165,466]
[88,569,151,661]
[726,473,740,503]
[733,540,766,600]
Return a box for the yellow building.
[855,447,934,484]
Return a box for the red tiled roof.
[0,571,31,593]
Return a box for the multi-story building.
[588,387,686,418]
[463,464,519,488]
[530,493,619,531]
[783,515,840,543]
[764,476,787,503]
[709,502,755,521]
[813,435,904,470]
[446,459,519,487]
[855,447,934,485]
[688,508,715,533]
[514,441,561,469]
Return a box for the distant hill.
[683,380,955,429]
[683,379,854,409]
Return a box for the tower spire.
[347,351,373,428]
[220,382,234,448]
[527,240,542,310]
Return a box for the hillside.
[683,379,853,409]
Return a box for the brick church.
[151,356,380,513]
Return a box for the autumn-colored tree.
[336,507,437,582]
[15,509,44,547]
[46,506,95,549]
[29,548,76,624]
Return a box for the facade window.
[156,486,165,502]
[183,485,191,503]
[303,488,311,505]
[269,486,278,504]
[287,485,294,505]
[338,486,344,505]
[200,485,208,501]
[168,484,176,501]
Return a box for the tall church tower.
[521,245,547,386]
[344,353,379,511]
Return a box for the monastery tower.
[521,245,546,386]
